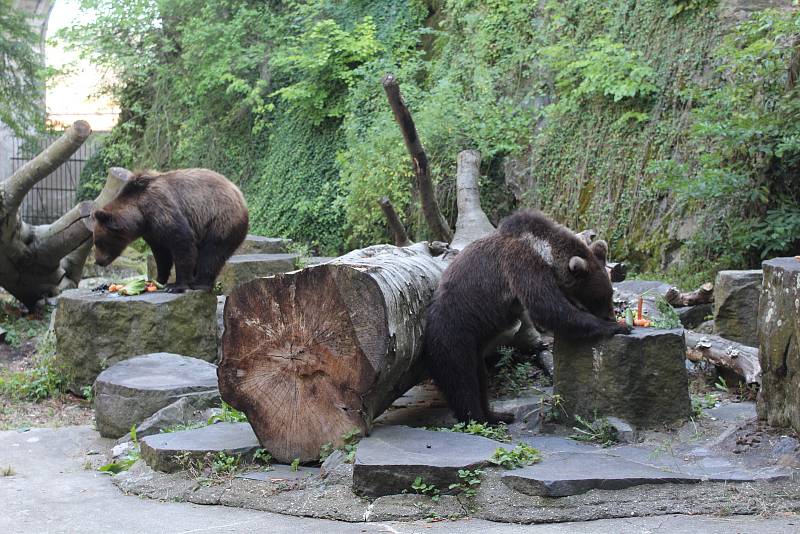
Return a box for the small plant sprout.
[411,476,440,501]
[489,444,541,469]
[290,458,300,472]
[570,414,619,447]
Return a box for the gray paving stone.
[140,422,261,473]
[237,465,320,482]
[502,452,700,497]
[94,353,219,438]
[352,425,511,498]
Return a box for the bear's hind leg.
[478,359,514,425]
[191,241,235,290]
[428,338,487,423]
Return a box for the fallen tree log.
[685,331,760,386]
[219,242,447,462]
[666,282,714,307]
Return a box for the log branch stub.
[2,121,91,212]
[382,74,452,243]
[666,283,714,307]
[219,243,447,462]
[377,197,412,247]
[451,149,495,251]
[607,262,627,283]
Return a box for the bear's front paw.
[608,322,632,336]
[165,283,188,294]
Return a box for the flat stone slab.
[237,465,320,482]
[353,425,511,498]
[140,422,260,473]
[236,235,292,255]
[54,289,218,392]
[714,269,762,347]
[554,327,691,427]
[147,253,299,294]
[502,452,700,497]
[95,353,219,438]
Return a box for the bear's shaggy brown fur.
[423,209,630,423]
[92,168,248,293]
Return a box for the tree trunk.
[382,73,453,243]
[0,124,131,309]
[685,331,760,386]
[219,242,447,462]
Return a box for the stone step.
[236,235,292,255]
[54,289,218,393]
[146,253,299,295]
[140,422,261,473]
[94,353,219,439]
[352,425,512,498]
[553,327,691,428]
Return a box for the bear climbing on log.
[91,168,249,293]
[423,209,631,423]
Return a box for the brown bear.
[423,208,630,424]
[91,168,248,293]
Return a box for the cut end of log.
[72,120,91,138]
[219,266,387,462]
[381,73,397,87]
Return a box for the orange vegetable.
[637,296,644,321]
[633,318,651,327]
[145,284,157,292]
[795,255,800,261]
[108,284,119,292]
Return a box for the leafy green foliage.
[207,402,248,424]
[448,468,483,498]
[411,476,440,501]
[319,427,361,463]
[691,392,719,417]
[0,326,65,402]
[492,346,535,397]
[212,452,241,474]
[99,425,140,474]
[651,296,682,329]
[0,0,42,137]
[434,420,511,443]
[570,414,619,447]
[489,443,541,469]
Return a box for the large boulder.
[714,270,762,347]
[94,353,219,438]
[553,328,691,428]
[757,258,800,432]
[54,289,218,392]
[146,253,299,295]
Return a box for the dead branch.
[378,197,412,247]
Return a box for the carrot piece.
[637,296,644,321]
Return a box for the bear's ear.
[590,240,608,263]
[93,209,112,225]
[569,256,588,276]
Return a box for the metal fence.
[9,133,103,225]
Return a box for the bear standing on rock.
[423,209,630,424]
[91,168,248,293]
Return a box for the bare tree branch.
[382,73,453,243]
[1,120,91,212]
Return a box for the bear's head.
[91,208,135,267]
[566,240,616,322]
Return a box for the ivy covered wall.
[70,0,800,283]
